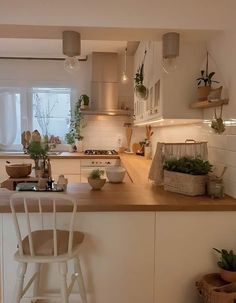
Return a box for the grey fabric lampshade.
[162,32,180,59]
[63,31,81,57]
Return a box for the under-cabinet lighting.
[135,118,164,126]
[203,119,236,126]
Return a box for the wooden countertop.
[0,153,235,213]
[0,152,119,160]
[119,153,152,184]
[0,182,236,212]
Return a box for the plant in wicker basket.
[213,248,236,282]
[163,157,212,196]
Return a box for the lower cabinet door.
[2,212,155,303]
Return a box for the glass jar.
[207,178,224,199]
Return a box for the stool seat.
[22,230,84,256]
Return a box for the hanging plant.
[196,51,220,101]
[134,50,148,99]
[211,106,225,134]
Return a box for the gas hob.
[84,149,118,156]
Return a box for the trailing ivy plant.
[163,157,212,175]
[213,248,236,272]
[65,98,84,144]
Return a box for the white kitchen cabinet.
[134,40,204,126]
[2,212,155,303]
[155,211,236,303]
[50,159,81,183]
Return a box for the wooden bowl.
[6,164,32,178]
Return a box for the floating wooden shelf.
[190,99,229,109]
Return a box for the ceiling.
[0,38,128,57]
[0,25,221,58]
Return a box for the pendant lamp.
[162,32,180,74]
[63,31,81,73]
[121,47,129,83]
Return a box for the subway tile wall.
[82,116,144,151]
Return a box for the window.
[32,88,71,138]
[0,85,72,148]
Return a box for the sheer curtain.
[0,92,17,146]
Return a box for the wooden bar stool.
[10,192,87,303]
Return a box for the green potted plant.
[66,98,84,152]
[213,248,236,282]
[134,50,148,99]
[79,94,90,109]
[88,169,106,190]
[27,140,48,177]
[163,157,212,196]
[196,52,219,101]
[65,132,76,152]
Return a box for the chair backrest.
[10,192,77,257]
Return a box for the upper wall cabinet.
[133,41,205,126]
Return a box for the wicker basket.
[196,273,236,303]
[164,170,207,196]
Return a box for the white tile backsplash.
[82,115,132,150]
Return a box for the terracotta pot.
[88,178,106,190]
[197,86,211,101]
[220,269,236,283]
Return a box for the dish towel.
[148,143,165,185]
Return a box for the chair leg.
[74,256,87,303]
[12,262,27,303]
[58,262,69,303]
[32,263,41,301]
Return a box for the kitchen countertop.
[0,153,235,212]
[0,151,120,159]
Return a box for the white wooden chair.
[10,192,87,303]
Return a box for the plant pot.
[34,168,43,178]
[220,269,236,283]
[88,178,106,190]
[164,170,207,196]
[75,140,83,153]
[135,85,148,99]
[197,86,211,101]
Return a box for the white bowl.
[106,166,126,183]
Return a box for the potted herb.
[196,52,219,101]
[213,248,236,282]
[134,50,148,99]
[27,140,48,177]
[88,169,106,190]
[79,94,90,109]
[163,157,212,196]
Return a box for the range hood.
[82,52,132,116]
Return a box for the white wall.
[0,57,91,97]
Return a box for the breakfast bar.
[0,154,236,303]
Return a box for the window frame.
[0,81,76,150]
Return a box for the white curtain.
[0,92,17,146]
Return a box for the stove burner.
[84,149,118,155]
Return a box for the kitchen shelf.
[190,99,229,109]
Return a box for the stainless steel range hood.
[82,52,132,116]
